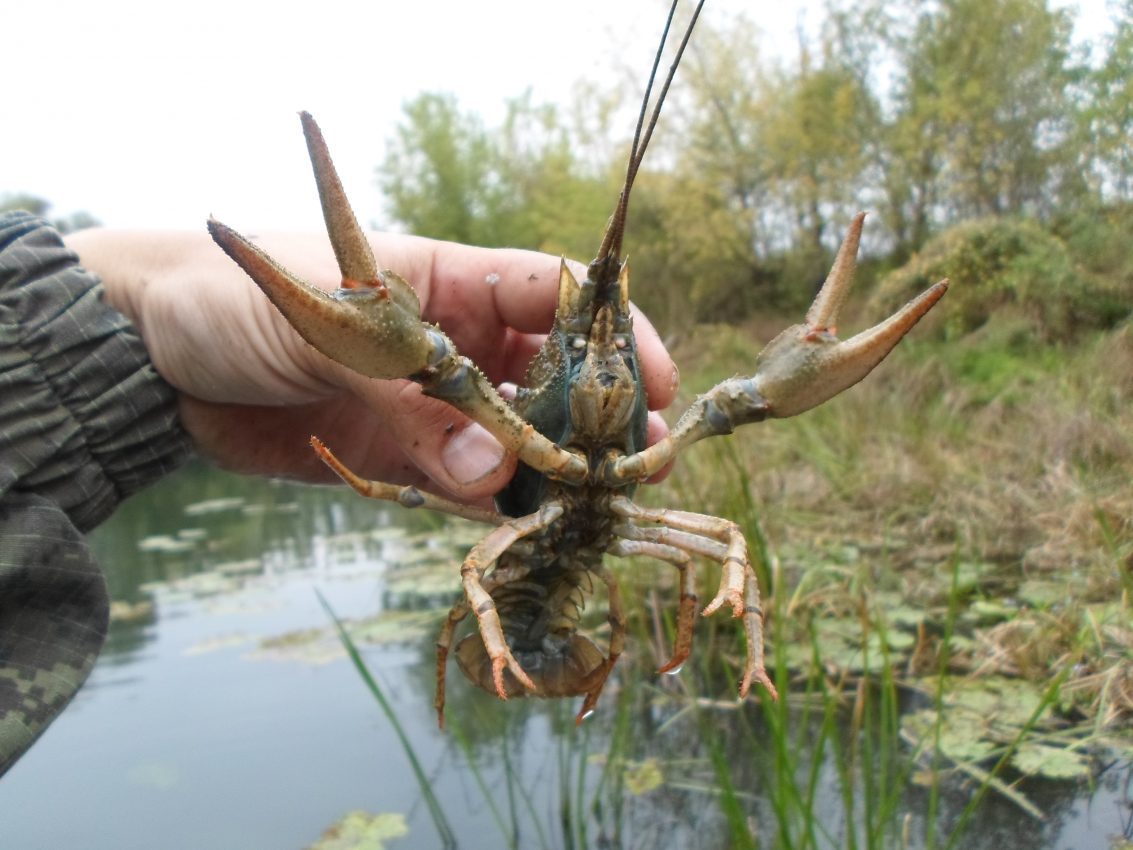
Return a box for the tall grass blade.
[317,591,457,849]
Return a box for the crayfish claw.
[804,211,865,335]
[209,114,435,382]
[749,215,948,419]
[299,111,380,287]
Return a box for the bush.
[870,218,1130,344]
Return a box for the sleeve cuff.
[0,212,193,532]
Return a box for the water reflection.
[0,461,1127,849]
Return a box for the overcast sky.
[3,0,1113,232]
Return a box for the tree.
[0,193,100,234]
[1082,0,1133,200]
[377,91,616,260]
[869,0,1082,253]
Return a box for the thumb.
[363,378,517,503]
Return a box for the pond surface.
[0,462,1129,849]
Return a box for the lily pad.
[624,758,664,795]
[215,558,263,576]
[902,708,998,762]
[349,610,439,646]
[109,599,155,623]
[1011,742,1091,779]
[183,633,253,657]
[247,628,344,666]
[966,599,1016,624]
[1017,579,1067,609]
[184,497,246,516]
[137,535,196,554]
[307,811,408,850]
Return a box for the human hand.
[64,229,679,504]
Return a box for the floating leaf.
[949,676,1046,727]
[109,599,155,623]
[902,709,998,762]
[184,497,246,516]
[867,629,916,653]
[180,572,239,598]
[967,599,1016,624]
[349,610,439,646]
[1017,579,1066,609]
[215,558,263,576]
[183,633,253,656]
[247,628,344,666]
[624,758,664,795]
[952,562,992,593]
[1012,742,1091,779]
[241,502,299,516]
[885,604,928,628]
[307,811,409,850]
[137,535,196,554]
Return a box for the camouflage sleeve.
[0,211,192,777]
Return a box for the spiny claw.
[208,113,435,381]
[753,213,948,419]
[298,111,380,288]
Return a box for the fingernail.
[670,366,680,394]
[442,423,506,485]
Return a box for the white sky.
[3,0,1114,232]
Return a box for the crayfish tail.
[454,634,608,700]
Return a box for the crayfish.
[207,0,947,725]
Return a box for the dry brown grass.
[666,315,1133,732]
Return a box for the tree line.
[376,0,1133,329]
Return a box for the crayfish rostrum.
[207,0,947,725]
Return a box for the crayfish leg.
[573,566,628,724]
[609,496,778,701]
[607,537,698,674]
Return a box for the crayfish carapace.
[208,0,947,726]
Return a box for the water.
[0,462,1128,849]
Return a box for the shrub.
[870,218,1130,344]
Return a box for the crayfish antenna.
[593,0,706,269]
